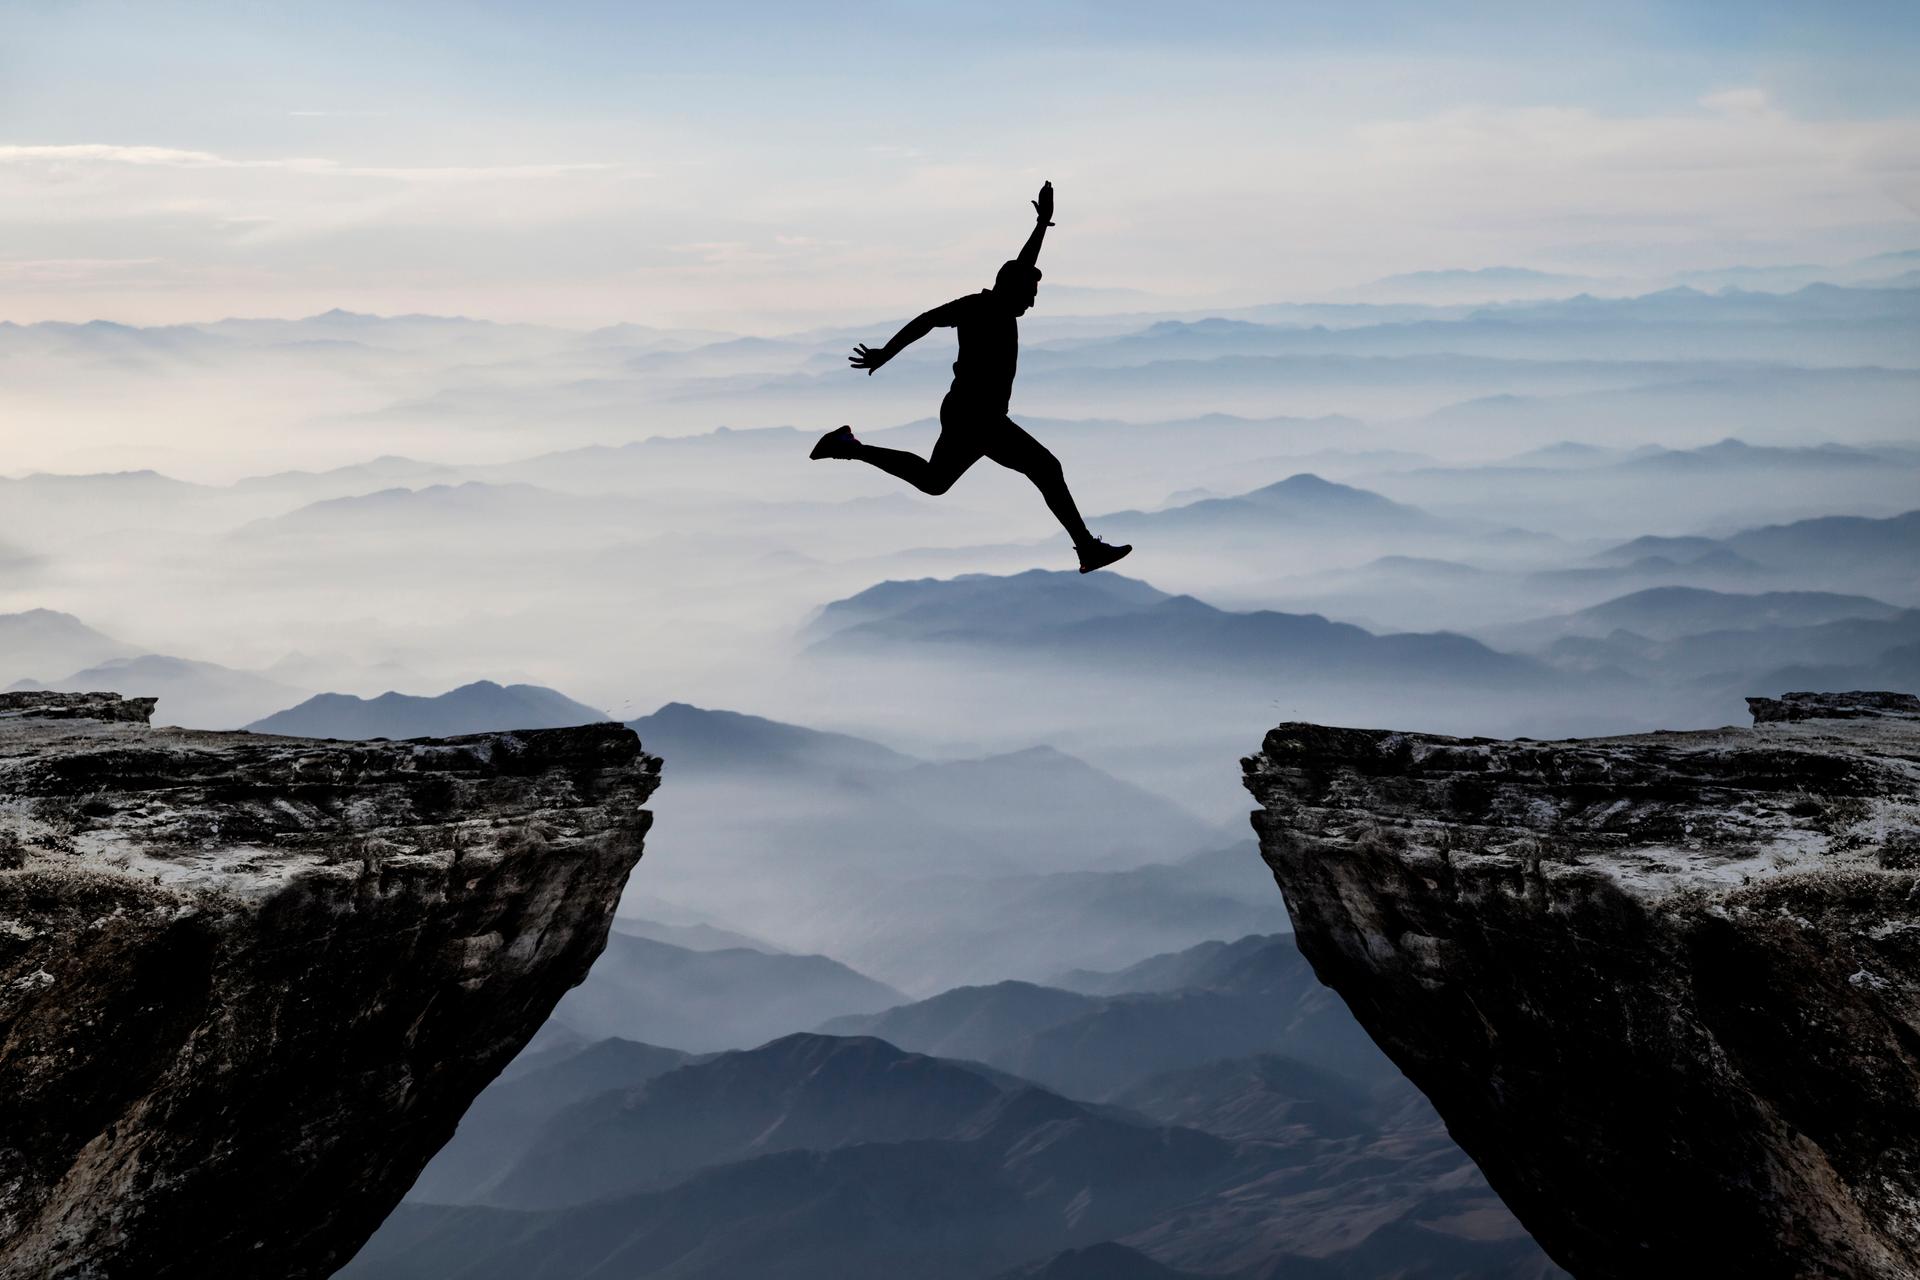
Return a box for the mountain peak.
[248,681,608,739]
[1241,472,1371,500]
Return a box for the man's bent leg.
[852,429,981,496]
[983,419,1095,546]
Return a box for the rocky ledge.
[1243,691,1920,1280]
[0,692,660,1280]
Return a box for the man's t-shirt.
[928,290,1017,411]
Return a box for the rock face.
[0,692,659,1280]
[1243,692,1920,1280]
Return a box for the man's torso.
[947,291,1017,410]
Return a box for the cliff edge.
[1243,691,1920,1279]
[0,692,660,1280]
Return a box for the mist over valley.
[4,257,1913,1280]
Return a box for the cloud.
[0,257,162,284]
[1,85,1916,328]
[1699,87,1773,118]
[0,144,624,183]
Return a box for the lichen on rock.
[0,692,660,1280]
[1243,691,1920,1279]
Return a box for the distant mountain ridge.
[18,652,307,730]
[248,680,608,738]
[550,932,905,1053]
[1491,586,1905,651]
[1617,438,1903,475]
[350,1039,1272,1280]
[485,1034,1013,1209]
[1054,933,1292,996]
[408,1038,696,1204]
[0,609,136,682]
[642,698,1224,893]
[1579,509,1920,607]
[1723,508,1920,569]
[812,569,1551,688]
[779,842,1284,995]
[624,701,914,775]
[822,935,1388,1100]
[357,1021,1548,1280]
[1097,472,1446,540]
[350,1026,1548,1280]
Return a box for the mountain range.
[349,1039,1286,1280]
[13,653,307,730]
[811,569,1553,688]
[548,932,904,1054]
[821,934,1389,1100]
[1710,508,1919,575]
[766,842,1284,995]
[485,1033,1017,1209]
[407,1038,697,1204]
[625,700,916,776]
[356,1023,1556,1280]
[626,701,1223,895]
[1489,586,1905,651]
[0,609,136,683]
[1096,473,1448,543]
[248,680,608,738]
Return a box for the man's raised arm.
[1017,180,1055,270]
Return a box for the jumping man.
[809,181,1132,574]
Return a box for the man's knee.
[919,469,961,496]
[1023,449,1064,485]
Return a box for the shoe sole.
[1078,545,1133,574]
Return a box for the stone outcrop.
[0,692,659,1280]
[1243,692,1920,1279]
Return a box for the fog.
[9,243,1920,1278]
[4,265,1916,988]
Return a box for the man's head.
[993,260,1041,315]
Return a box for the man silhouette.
[810,181,1132,574]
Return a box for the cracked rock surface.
[0,692,660,1280]
[1243,691,1920,1279]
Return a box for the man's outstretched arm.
[1017,180,1055,270]
[848,296,969,374]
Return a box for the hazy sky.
[4,1,1919,328]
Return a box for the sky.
[3,0,1919,329]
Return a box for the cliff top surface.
[1246,689,1920,907]
[0,689,659,903]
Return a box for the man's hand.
[1031,180,1055,226]
[849,343,890,375]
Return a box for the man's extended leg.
[812,424,983,496]
[983,418,1131,572]
[981,418,1094,545]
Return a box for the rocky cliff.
[1243,691,1920,1279]
[0,692,659,1280]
